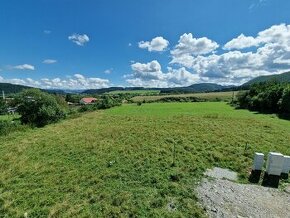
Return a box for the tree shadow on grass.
[233,106,290,121]
[251,111,290,121]
[277,113,290,121]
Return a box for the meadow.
[0,102,289,217]
[0,114,19,121]
[107,90,160,95]
[131,91,236,102]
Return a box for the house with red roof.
[80,97,97,105]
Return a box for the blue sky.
[0,0,290,89]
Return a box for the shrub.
[54,94,69,111]
[97,95,122,109]
[78,96,122,113]
[236,82,290,115]
[236,91,250,109]
[0,99,7,115]
[0,120,27,136]
[15,89,66,127]
[278,86,290,113]
[65,93,82,103]
[158,96,202,103]
[78,104,98,112]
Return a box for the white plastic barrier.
[265,152,284,176]
[282,155,290,174]
[253,152,264,170]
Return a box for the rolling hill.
[83,87,146,94]
[243,71,290,86]
[159,83,234,94]
[83,83,235,95]
[7,71,290,96]
[0,83,32,94]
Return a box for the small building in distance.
[7,107,17,115]
[80,97,97,105]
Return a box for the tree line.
[0,89,124,136]
[235,81,290,115]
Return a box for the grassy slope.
[107,90,160,95]
[0,115,20,121]
[0,115,12,121]
[0,102,290,217]
[131,91,236,102]
[244,71,290,86]
[0,83,32,94]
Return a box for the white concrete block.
[282,155,290,174]
[252,152,264,170]
[266,152,284,176]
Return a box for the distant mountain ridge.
[161,83,234,93]
[0,82,236,95]
[243,71,290,86]
[0,83,32,94]
[83,87,146,94]
[82,83,235,94]
[3,71,290,95]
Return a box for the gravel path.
[204,167,238,181]
[197,168,290,218]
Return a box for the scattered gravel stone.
[167,201,177,212]
[285,185,290,194]
[205,167,238,181]
[197,171,290,218]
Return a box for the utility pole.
[231,90,235,103]
[2,90,5,100]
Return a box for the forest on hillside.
[236,81,290,116]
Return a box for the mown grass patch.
[107,89,160,95]
[0,102,289,216]
[131,91,236,102]
[0,114,20,121]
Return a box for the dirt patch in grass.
[204,167,238,181]
[197,168,290,218]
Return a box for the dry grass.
[131,91,236,102]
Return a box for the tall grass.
[131,91,237,102]
[0,102,289,216]
[0,116,27,136]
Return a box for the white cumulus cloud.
[126,60,199,88]
[224,23,290,50]
[44,30,51,34]
[68,33,90,46]
[43,59,57,64]
[139,36,169,52]
[169,24,290,85]
[0,74,110,89]
[171,33,219,58]
[12,64,35,70]
[223,34,257,50]
[104,68,113,74]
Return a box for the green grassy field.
[131,91,237,102]
[107,89,160,95]
[0,102,289,217]
[0,114,19,121]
